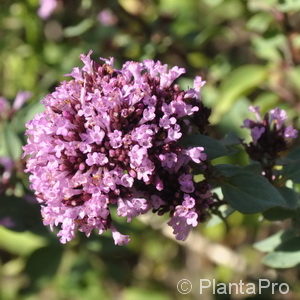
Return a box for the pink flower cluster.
[243,106,297,167]
[24,52,213,245]
[243,106,297,143]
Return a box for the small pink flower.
[38,0,57,20]
[97,9,117,26]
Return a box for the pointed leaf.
[262,237,300,268]
[221,173,286,213]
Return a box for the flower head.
[242,106,297,164]
[38,0,57,19]
[24,52,213,245]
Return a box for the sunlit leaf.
[254,230,296,252]
[211,65,268,123]
[262,237,300,268]
[0,227,46,256]
[64,19,94,37]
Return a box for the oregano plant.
[16,52,299,269]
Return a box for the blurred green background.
[1,0,300,299]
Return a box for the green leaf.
[219,133,242,156]
[0,125,7,156]
[262,237,300,268]
[64,19,94,37]
[0,227,46,256]
[211,65,268,123]
[282,147,300,183]
[248,0,277,12]
[221,173,286,213]
[220,132,241,147]
[247,12,273,33]
[243,162,263,174]
[3,123,22,159]
[214,164,245,177]
[263,207,296,221]
[252,35,284,62]
[24,244,63,288]
[287,67,300,95]
[214,163,262,177]
[123,287,171,300]
[6,130,22,159]
[285,147,300,160]
[278,187,299,209]
[278,0,300,12]
[254,230,296,252]
[181,134,229,159]
[263,187,299,220]
[0,195,45,233]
